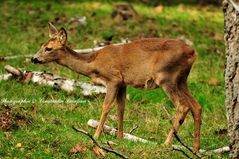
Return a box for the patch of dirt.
[0,105,12,131]
[0,105,32,132]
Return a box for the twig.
[172,146,193,159]
[129,125,138,134]
[162,105,201,158]
[106,141,115,150]
[72,125,128,159]
[199,146,230,154]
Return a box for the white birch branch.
[0,74,13,80]
[199,146,230,154]
[87,119,150,143]
[87,119,230,155]
[2,65,106,96]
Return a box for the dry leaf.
[93,146,105,157]
[114,15,123,23]
[208,78,219,85]
[16,143,22,148]
[155,5,164,13]
[142,151,149,157]
[91,2,101,9]
[44,148,50,153]
[109,115,117,121]
[126,94,130,100]
[70,142,84,153]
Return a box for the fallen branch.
[172,146,193,159]
[72,125,128,159]
[87,118,229,157]
[199,146,230,154]
[1,42,128,60]
[87,119,150,143]
[2,65,106,96]
[129,125,138,134]
[0,74,12,80]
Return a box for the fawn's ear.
[58,28,67,44]
[48,22,58,38]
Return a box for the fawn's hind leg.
[163,83,190,146]
[116,86,127,138]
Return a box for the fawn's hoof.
[116,131,123,139]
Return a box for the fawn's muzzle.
[31,57,42,64]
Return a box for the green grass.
[0,1,227,158]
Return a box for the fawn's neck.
[56,46,95,76]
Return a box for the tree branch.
[87,119,151,143]
[2,65,106,96]
[72,125,128,159]
[172,146,193,159]
[129,125,138,134]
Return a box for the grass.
[0,1,227,158]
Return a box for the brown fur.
[32,23,202,152]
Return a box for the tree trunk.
[223,0,239,158]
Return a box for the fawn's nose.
[31,57,41,64]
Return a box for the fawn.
[32,23,202,151]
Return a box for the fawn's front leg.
[94,84,118,138]
[116,86,126,138]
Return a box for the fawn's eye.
[45,47,53,52]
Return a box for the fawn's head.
[31,23,68,64]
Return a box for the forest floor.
[0,1,227,158]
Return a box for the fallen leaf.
[156,148,161,153]
[70,142,84,153]
[16,143,22,148]
[155,5,164,13]
[91,2,101,9]
[109,115,117,121]
[142,151,149,157]
[93,146,105,157]
[208,78,219,85]
[45,148,50,153]
[82,146,88,153]
[114,14,123,23]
